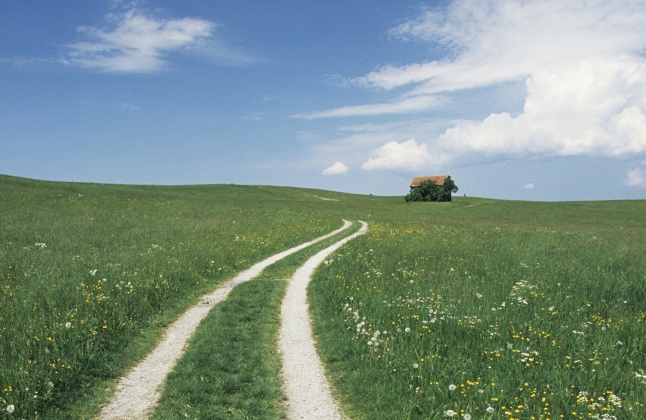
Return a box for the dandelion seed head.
[448,384,457,391]
[444,409,455,417]
[6,404,15,413]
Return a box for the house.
[409,175,448,190]
[406,175,457,202]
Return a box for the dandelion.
[449,384,457,391]
[65,322,72,329]
[405,327,411,333]
[464,415,471,420]
[6,404,15,413]
[486,406,495,413]
[445,409,455,417]
[413,363,419,369]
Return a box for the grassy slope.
[1,174,644,419]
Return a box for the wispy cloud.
[361,0,646,93]
[292,94,445,119]
[322,162,349,175]
[64,8,256,73]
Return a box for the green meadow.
[1,174,645,419]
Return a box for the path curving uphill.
[98,221,354,420]
[279,221,368,420]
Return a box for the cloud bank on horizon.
[306,0,646,189]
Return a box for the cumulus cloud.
[625,167,646,188]
[362,139,438,171]
[437,56,646,161]
[322,162,349,175]
[523,183,535,190]
[64,8,232,73]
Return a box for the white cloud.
[360,0,646,94]
[437,56,646,161]
[65,9,216,73]
[625,167,646,188]
[292,94,445,119]
[322,162,349,175]
[303,0,646,173]
[523,183,535,190]
[362,139,439,171]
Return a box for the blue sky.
[2,0,646,200]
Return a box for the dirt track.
[98,220,364,420]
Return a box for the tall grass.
[0,176,342,418]
[310,200,646,419]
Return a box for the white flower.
[405,327,411,333]
[464,414,472,420]
[413,363,419,369]
[65,322,72,329]
[448,384,457,391]
[444,409,455,417]
[90,269,97,276]
[6,404,15,413]
[486,406,495,413]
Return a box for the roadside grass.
[151,221,364,420]
[310,200,646,419]
[0,175,343,419]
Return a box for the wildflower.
[6,404,15,413]
[405,327,411,333]
[464,415,472,420]
[445,409,455,417]
[65,322,72,329]
[486,406,495,413]
[90,269,98,276]
[449,384,457,391]
[413,363,419,369]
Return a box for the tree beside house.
[405,175,459,202]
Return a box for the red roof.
[410,175,448,188]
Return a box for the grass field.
[1,174,645,419]
[310,199,646,419]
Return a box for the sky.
[2,0,646,201]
